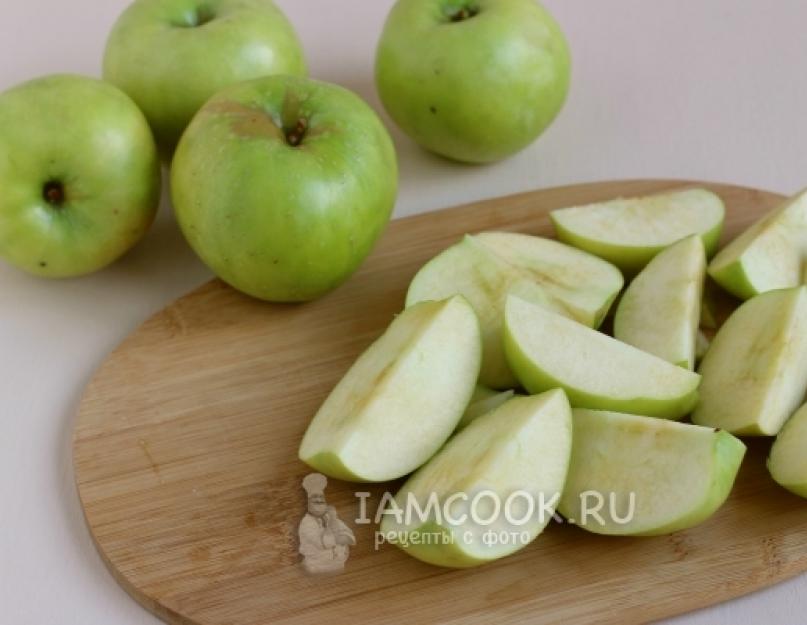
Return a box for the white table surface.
[1,1,806,623]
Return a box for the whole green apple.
[103,0,307,154]
[0,74,160,278]
[171,75,398,302]
[375,0,571,163]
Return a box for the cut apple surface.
[768,403,807,498]
[457,386,515,431]
[406,232,622,388]
[695,330,711,363]
[380,390,572,568]
[614,235,706,369]
[692,286,807,436]
[708,188,807,300]
[550,188,724,273]
[504,296,700,420]
[299,295,481,482]
[558,409,746,536]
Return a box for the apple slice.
[708,188,807,300]
[613,235,706,369]
[407,232,623,388]
[299,295,481,482]
[457,386,515,431]
[768,403,807,498]
[692,286,807,435]
[695,329,711,362]
[504,295,701,419]
[380,390,572,568]
[558,409,746,536]
[550,188,724,273]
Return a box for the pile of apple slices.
[299,186,807,569]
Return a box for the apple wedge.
[504,295,701,419]
[558,409,746,536]
[407,232,623,388]
[299,295,481,482]
[692,286,807,435]
[457,386,515,431]
[768,403,807,498]
[550,188,724,273]
[380,390,572,568]
[614,235,706,369]
[708,188,807,300]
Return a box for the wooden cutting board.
[73,179,807,625]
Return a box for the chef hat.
[302,472,327,497]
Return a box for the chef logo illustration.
[298,473,356,574]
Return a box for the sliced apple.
[613,235,706,369]
[559,409,746,536]
[768,402,807,498]
[695,329,711,362]
[504,295,701,419]
[380,390,572,568]
[299,295,481,482]
[457,386,515,431]
[708,188,807,300]
[692,286,807,435]
[550,188,724,274]
[407,232,623,388]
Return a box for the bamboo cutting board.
[73,180,807,625]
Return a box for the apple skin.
[0,74,160,278]
[103,0,307,154]
[553,218,723,277]
[171,75,398,302]
[375,0,571,163]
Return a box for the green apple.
[550,188,725,274]
[171,75,398,302]
[407,232,623,388]
[299,296,481,482]
[614,235,706,369]
[104,0,307,153]
[380,390,572,567]
[504,295,701,419]
[0,74,160,278]
[693,286,807,435]
[708,188,807,300]
[768,402,807,498]
[457,386,515,431]
[375,0,571,163]
[559,409,746,536]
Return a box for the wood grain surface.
[73,180,807,625]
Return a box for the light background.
[1,1,806,623]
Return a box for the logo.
[298,473,356,574]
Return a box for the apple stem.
[43,181,65,207]
[450,6,479,21]
[285,119,308,147]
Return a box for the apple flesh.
[550,188,725,274]
[375,0,571,163]
[407,232,623,388]
[768,402,807,498]
[692,286,807,435]
[504,295,701,419]
[559,409,746,536]
[0,74,160,277]
[708,188,807,300]
[171,75,398,302]
[456,386,515,431]
[380,390,572,567]
[299,296,481,482]
[614,235,706,369]
[104,0,307,154]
